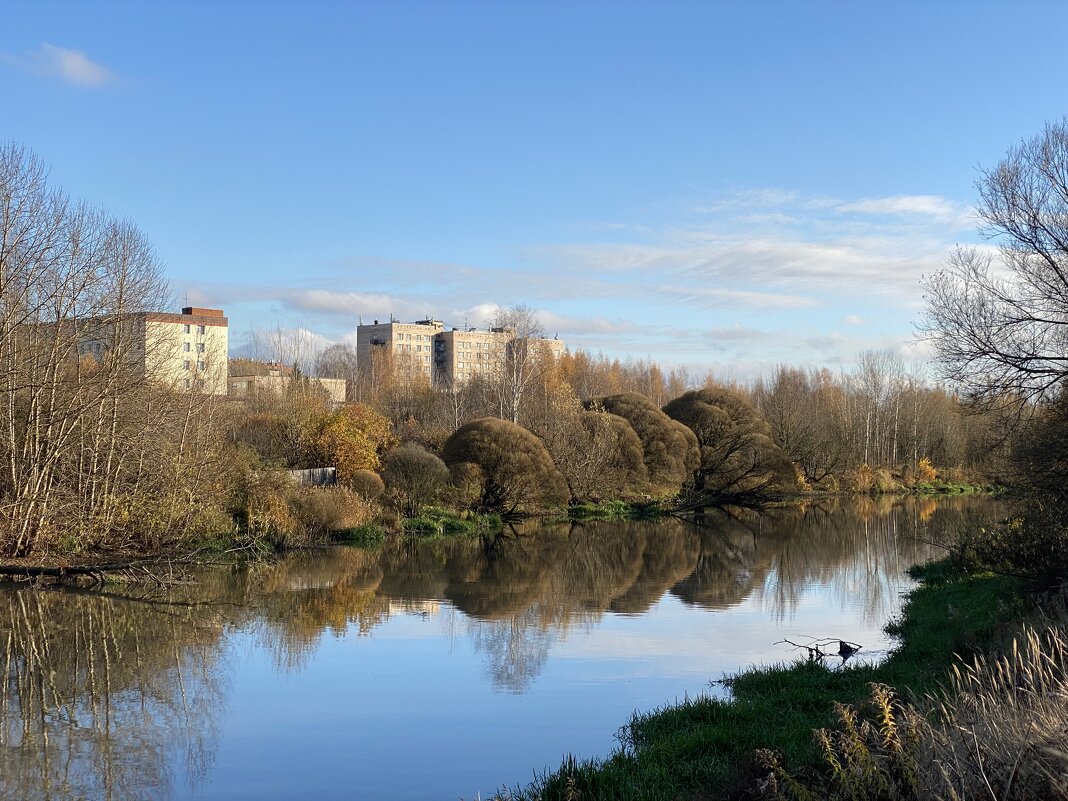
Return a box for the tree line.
[0,139,1018,559]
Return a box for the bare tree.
[0,143,231,557]
[315,341,359,400]
[488,304,552,425]
[922,118,1068,406]
[754,367,849,482]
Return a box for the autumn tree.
[663,387,795,500]
[487,305,556,425]
[314,403,396,482]
[381,443,450,517]
[538,387,648,501]
[0,143,236,556]
[590,392,700,495]
[441,418,568,514]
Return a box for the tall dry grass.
[761,625,1068,800]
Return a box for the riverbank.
[497,557,1031,801]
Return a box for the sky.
[4,1,1068,381]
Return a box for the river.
[0,496,1004,801]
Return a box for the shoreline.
[495,557,1029,801]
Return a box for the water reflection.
[0,496,1004,800]
[0,586,229,801]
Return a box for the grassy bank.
[558,500,670,522]
[333,507,503,548]
[498,560,1028,801]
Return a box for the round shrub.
[441,418,569,514]
[348,469,385,501]
[381,443,450,517]
[663,387,795,498]
[589,392,700,494]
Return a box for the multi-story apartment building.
[355,318,443,380]
[355,317,565,384]
[78,306,229,395]
[228,362,347,405]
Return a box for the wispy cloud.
[179,185,973,379]
[838,194,972,227]
[1,43,115,88]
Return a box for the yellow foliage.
[916,457,937,483]
[314,404,396,481]
[853,464,875,493]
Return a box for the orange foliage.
[314,403,396,481]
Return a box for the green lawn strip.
[561,500,668,522]
[402,507,502,538]
[500,560,1026,801]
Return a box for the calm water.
[0,496,1004,801]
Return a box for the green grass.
[333,523,387,548]
[403,507,502,538]
[559,500,667,522]
[499,559,1028,801]
[910,480,1002,496]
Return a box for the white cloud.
[837,195,974,231]
[653,284,818,310]
[178,184,968,378]
[2,43,115,88]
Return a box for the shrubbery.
[591,392,700,494]
[663,387,796,499]
[381,443,450,517]
[441,417,569,514]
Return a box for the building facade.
[355,318,565,384]
[355,318,443,380]
[78,306,229,395]
[228,364,347,405]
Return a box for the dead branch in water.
[776,636,863,663]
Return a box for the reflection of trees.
[759,496,1003,626]
[466,608,557,693]
[245,499,1005,691]
[0,585,229,801]
[0,496,1010,799]
[251,548,388,670]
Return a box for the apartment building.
[78,306,229,395]
[355,318,443,380]
[228,362,347,405]
[355,317,565,384]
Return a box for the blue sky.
[4,1,1068,379]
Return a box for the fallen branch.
[776,636,863,663]
[0,554,202,587]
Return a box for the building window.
[197,325,206,335]
[183,360,191,370]
[184,379,191,389]
[197,360,205,370]
[183,342,191,352]
[184,324,190,334]
[196,343,205,352]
